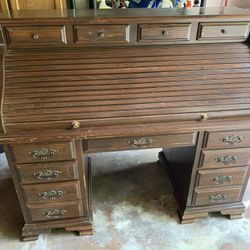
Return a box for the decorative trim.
[215,155,239,165]
[31,148,58,160]
[128,137,155,148]
[38,190,65,200]
[220,135,245,146]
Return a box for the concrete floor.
[0,149,250,250]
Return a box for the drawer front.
[204,130,250,149]
[23,181,81,204]
[193,186,242,206]
[138,23,191,42]
[200,148,250,169]
[86,132,197,152]
[74,25,130,44]
[27,201,83,222]
[198,22,249,41]
[17,161,78,184]
[5,26,67,46]
[12,141,75,164]
[196,166,248,188]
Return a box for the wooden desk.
[0,7,250,241]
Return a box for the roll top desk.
[0,7,250,241]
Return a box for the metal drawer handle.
[211,175,233,185]
[71,121,80,129]
[31,148,58,160]
[128,137,155,148]
[34,169,62,181]
[221,29,227,34]
[215,156,240,165]
[38,190,65,200]
[98,31,105,38]
[32,34,39,40]
[43,209,67,219]
[200,113,208,121]
[208,193,228,202]
[220,135,245,146]
[161,30,168,36]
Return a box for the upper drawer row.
[3,22,250,46]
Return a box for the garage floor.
[0,149,250,250]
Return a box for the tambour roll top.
[2,43,250,133]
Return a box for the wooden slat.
[4,73,250,89]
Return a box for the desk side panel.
[0,45,5,133]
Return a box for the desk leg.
[159,135,247,224]
[4,140,94,241]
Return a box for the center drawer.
[86,132,197,152]
[200,148,250,169]
[22,181,81,204]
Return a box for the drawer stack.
[11,141,85,223]
[193,131,250,208]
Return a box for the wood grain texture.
[0,0,8,12]
[3,43,250,132]
[0,46,5,133]
[8,0,67,10]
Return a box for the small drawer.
[74,25,130,44]
[204,130,250,149]
[196,166,248,188]
[200,148,250,169]
[12,141,75,164]
[193,186,242,206]
[4,26,67,46]
[138,23,191,42]
[22,181,81,204]
[198,22,250,41]
[86,132,197,152]
[27,201,83,222]
[17,161,78,184]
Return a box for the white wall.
[227,0,250,8]
[206,0,250,8]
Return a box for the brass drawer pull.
[200,113,208,121]
[34,169,62,181]
[43,209,67,219]
[38,190,65,200]
[71,121,80,129]
[128,137,155,148]
[220,135,245,146]
[31,148,58,160]
[32,34,39,40]
[211,175,233,185]
[215,155,240,165]
[98,31,105,38]
[208,193,228,202]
